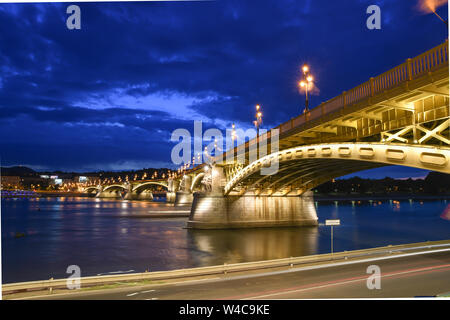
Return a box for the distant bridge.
[84,180,168,200]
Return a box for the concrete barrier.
[3,239,450,295]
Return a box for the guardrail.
[3,239,450,296]
[215,40,449,163]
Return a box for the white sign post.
[325,219,340,255]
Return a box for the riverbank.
[36,191,94,197]
[1,190,94,198]
[314,193,450,201]
[1,190,38,198]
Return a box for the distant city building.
[21,176,49,189]
[78,176,88,183]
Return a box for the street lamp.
[254,104,263,137]
[204,146,209,164]
[231,123,237,141]
[214,138,218,156]
[420,0,448,26]
[299,65,314,114]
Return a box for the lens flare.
[417,0,447,14]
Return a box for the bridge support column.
[166,179,179,203]
[166,192,176,203]
[174,191,194,206]
[174,175,194,206]
[124,192,134,200]
[124,183,134,200]
[96,190,123,199]
[187,191,318,229]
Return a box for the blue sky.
[0,0,448,178]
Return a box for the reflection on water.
[2,197,450,283]
[188,227,319,266]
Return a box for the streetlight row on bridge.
[78,170,175,188]
[299,64,314,114]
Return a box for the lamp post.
[254,104,262,137]
[231,123,236,141]
[204,146,209,164]
[299,65,314,114]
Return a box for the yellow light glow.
[299,81,306,87]
[302,65,309,73]
[418,0,447,13]
[307,75,313,82]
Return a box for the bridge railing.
[219,40,448,162]
[346,80,372,105]
[373,63,408,95]
[410,41,449,79]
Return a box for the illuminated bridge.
[84,179,168,201]
[86,40,450,229]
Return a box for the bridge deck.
[217,40,449,164]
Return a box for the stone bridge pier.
[174,175,194,206]
[166,179,179,203]
[187,165,318,229]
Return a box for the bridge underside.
[84,187,99,194]
[224,143,450,196]
[97,186,125,199]
[86,181,168,200]
[126,182,168,200]
[227,158,384,197]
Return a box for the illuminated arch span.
[224,143,450,196]
[84,186,100,193]
[190,173,205,192]
[103,184,127,192]
[132,181,168,192]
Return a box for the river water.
[2,196,450,283]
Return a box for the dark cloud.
[0,1,447,175]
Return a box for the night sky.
[0,1,448,178]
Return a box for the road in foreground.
[29,248,450,299]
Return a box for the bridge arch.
[84,186,100,193]
[190,173,205,192]
[224,143,450,196]
[103,184,127,192]
[132,181,168,193]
